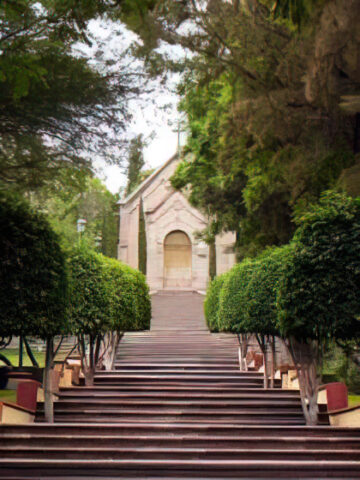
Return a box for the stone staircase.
[1,291,360,478]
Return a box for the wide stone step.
[43,399,302,409]
[1,458,360,478]
[2,433,359,449]
[59,386,295,395]
[3,424,359,437]
[36,409,306,425]
[54,395,301,408]
[1,446,359,461]
[58,392,301,401]
[113,364,241,370]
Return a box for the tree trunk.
[102,332,123,370]
[209,239,217,281]
[84,335,95,386]
[43,337,54,423]
[0,353,12,366]
[84,367,95,386]
[287,338,320,426]
[270,336,276,389]
[78,334,95,386]
[256,334,268,389]
[24,337,39,367]
[238,334,249,371]
[18,336,23,367]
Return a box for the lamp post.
[77,218,87,244]
[95,234,102,251]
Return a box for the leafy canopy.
[0,191,68,339]
[277,192,360,343]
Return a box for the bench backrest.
[326,382,348,412]
[16,380,41,412]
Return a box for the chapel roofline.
[117,153,179,206]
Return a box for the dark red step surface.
[1,291,359,478]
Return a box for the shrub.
[243,245,294,337]
[68,247,112,337]
[104,257,151,332]
[0,191,68,422]
[0,191,68,340]
[129,267,151,331]
[278,192,360,342]
[277,192,360,424]
[68,246,113,384]
[204,273,228,332]
[68,246,151,380]
[217,259,256,332]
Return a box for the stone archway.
[163,230,192,288]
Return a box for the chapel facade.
[117,154,236,291]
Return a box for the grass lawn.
[348,395,360,407]
[0,389,16,403]
[0,348,45,367]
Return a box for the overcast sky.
[81,19,187,195]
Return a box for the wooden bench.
[317,382,360,427]
[0,380,40,424]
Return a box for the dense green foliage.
[205,191,360,422]
[204,274,228,332]
[242,246,294,337]
[209,192,360,343]
[138,197,147,275]
[0,191,68,339]
[167,0,360,257]
[103,257,151,332]
[68,247,112,337]
[126,135,146,196]
[277,193,360,343]
[0,0,156,191]
[68,245,151,336]
[36,175,120,258]
[130,268,152,331]
[218,260,255,332]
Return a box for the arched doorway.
[164,231,192,288]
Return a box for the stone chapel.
[117,154,236,291]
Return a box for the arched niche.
[163,230,192,288]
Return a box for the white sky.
[100,91,183,194]
[81,19,188,195]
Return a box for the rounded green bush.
[104,257,151,332]
[277,192,360,343]
[204,273,228,332]
[68,247,112,336]
[0,191,68,339]
[217,259,256,332]
[69,247,151,335]
[242,245,294,336]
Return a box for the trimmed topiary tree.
[217,260,256,370]
[129,267,151,331]
[68,245,151,381]
[101,257,151,369]
[204,273,228,332]
[242,245,294,387]
[68,246,112,385]
[277,192,360,424]
[0,191,68,422]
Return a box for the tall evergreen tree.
[125,135,146,196]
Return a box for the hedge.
[103,257,151,332]
[242,245,294,337]
[204,273,228,332]
[217,259,256,332]
[0,191,68,340]
[68,247,112,336]
[277,192,360,342]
